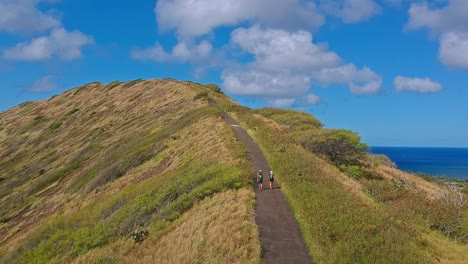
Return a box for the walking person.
[269,170,274,190]
[257,169,264,191]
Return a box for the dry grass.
[74,188,261,264]
[0,79,259,263]
[423,231,468,264]
[378,165,443,199]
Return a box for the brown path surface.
[222,112,313,264]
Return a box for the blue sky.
[1,0,467,147]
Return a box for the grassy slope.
[0,80,261,263]
[211,99,468,264]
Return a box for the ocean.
[369,147,468,180]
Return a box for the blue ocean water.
[369,147,468,180]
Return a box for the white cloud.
[406,0,468,34]
[439,31,468,69]
[320,0,381,23]
[0,0,61,34]
[222,69,311,97]
[222,26,382,106]
[314,64,382,94]
[406,0,468,69]
[3,27,93,61]
[306,93,320,104]
[131,40,214,64]
[230,26,341,71]
[268,98,296,108]
[394,76,442,93]
[28,75,57,92]
[155,0,323,39]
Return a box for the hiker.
[269,170,274,190]
[257,169,264,191]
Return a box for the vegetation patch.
[122,79,143,89]
[49,121,63,130]
[104,81,122,90]
[193,91,209,100]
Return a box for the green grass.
[104,81,122,90]
[11,160,246,264]
[49,121,63,130]
[122,79,143,89]
[222,104,432,263]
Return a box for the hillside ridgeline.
[0,78,466,263]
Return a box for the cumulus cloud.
[155,0,323,39]
[3,27,94,61]
[406,0,468,69]
[306,93,320,104]
[268,98,296,108]
[28,75,57,92]
[230,26,340,71]
[394,76,442,93]
[222,26,382,106]
[131,40,214,64]
[0,0,61,34]
[406,0,468,34]
[439,31,468,69]
[320,0,381,23]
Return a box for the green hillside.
[0,79,466,263]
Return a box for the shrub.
[301,129,368,166]
[193,92,209,100]
[130,225,149,243]
[122,79,143,89]
[104,81,122,90]
[65,109,79,117]
[257,108,323,129]
[427,183,466,240]
[339,165,364,180]
[49,121,63,130]
[33,116,47,125]
[369,154,396,168]
[205,84,223,93]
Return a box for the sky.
[0,0,467,147]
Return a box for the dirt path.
[222,112,313,264]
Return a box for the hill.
[1,79,467,263]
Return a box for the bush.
[130,225,149,243]
[339,165,364,180]
[427,183,466,240]
[205,84,223,93]
[257,108,323,129]
[193,92,209,100]
[65,109,79,117]
[301,129,367,166]
[49,121,63,130]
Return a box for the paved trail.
[222,112,313,264]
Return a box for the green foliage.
[30,161,82,195]
[257,108,323,129]
[122,79,144,89]
[339,165,364,180]
[369,154,396,168]
[224,104,431,263]
[49,121,63,130]
[104,81,122,90]
[65,109,80,117]
[193,91,209,100]
[130,225,149,243]
[205,84,223,93]
[427,184,467,242]
[301,129,368,166]
[33,116,47,125]
[11,160,247,263]
[18,101,35,107]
